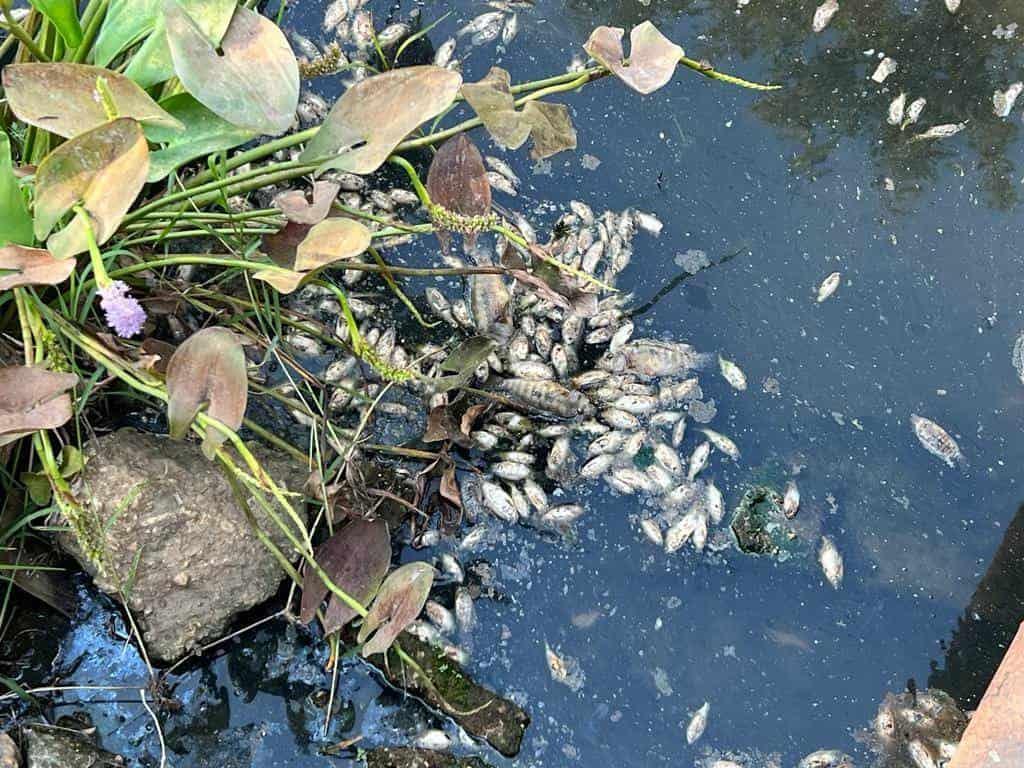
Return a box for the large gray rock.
[24,724,123,768]
[62,428,306,663]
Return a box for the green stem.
[678,54,781,91]
[388,156,430,206]
[118,226,278,246]
[0,2,47,60]
[72,204,112,287]
[70,0,108,62]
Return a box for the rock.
[61,428,307,663]
[731,485,795,557]
[24,724,123,768]
[0,733,19,768]
[369,634,530,757]
[364,748,494,768]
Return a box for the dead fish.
[485,155,519,186]
[543,503,585,525]
[573,369,611,389]
[600,408,641,430]
[819,536,844,589]
[497,449,534,464]
[546,434,573,476]
[798,750,855,768]
[612,394,659,415]
[510,360,555,380]
[904,97,927,126]
[455,587,476,634]
[909,414,962,467]
[685,701,710,744]
[1012,331,1024,384]
[523,477,549,513]
[887,92,906,126]
[907,742,938,768]
[710,762,744,768]
[413,729,451,751]
[700,428,740,460]
[501,12,519,45]
[993,82,1023,118]
[783,480,800,518]
[691,514,708,551]
[609,322,634,354]
[812,0,839,32]
[581,242,605,276]
[459,525,489,551]
[944,0,960,12]
[871,57,897,84]
[407,620,444,647]
[588,431,626,456]
[425,600,457,635]
[912,122,966,141]
[491,461,531,481]
[471,430,499,451]
[640,518,664,546]
[569,200,595,225]
[633,210,663,237]
[487,170,518,196]
[377,22,412,49]
[687,441,711,480]
[545,642,585,690]
[671,415,688,447]
[718,355,747,391]
[457,10,504,37]
[434,36,457,67]
[442,643,469,665]
[665,510,702,553]
[581,453,615,479]
[481,480,517,522]
[550,344,571,379]
[654,442,684,477]
[604,340,709,378]
[610,466,652,494]
[350,10,375,49]
[817,272,841,302]
[439,553,464,583]
[498,378,594,419]
[646,463,674,493]
[705,481,725,524]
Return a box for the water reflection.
[560,0,1024,209]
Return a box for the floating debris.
[812,0,839,33]
[816,272,841,303]
[871,57,897,83]
[686,701,710,745]
[993,82,1023,118]
[718,356,747,391]
[797,749,855,768]
[818,536,844,589]
[911,122,965,141]
[869,688,966,768]
[545,642,585,691]
[909,414,962,467]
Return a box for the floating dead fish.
[907,741,938,768]
[705,481,724,524]
[798,750,855,768]
[871,57,897,84]
[687,441,712,480]
[904,97,927,126]
[887,92,906,126]
[700,428,740,460]
[718,356,747,391]
[783,480,800,518]
[485,155,520,186]
[817,272,841,302]
[909,414,962,467]
[425,600,457,635]
[545,642,585,691]
[413,729,451,751]
[487,170,518,196]
[544,503,585,525]
[1012,331,1024,384]
[523,477,549,513]
[993,82,1023,118]
[501,12,519,45]
[812,0,839,32]
[671,415,688,447]
[481,480,517,522]
[497,378,594,419]
[491,461,530,481]
[944,0,960,12]
[459,525,489,551]
[665,510,702,553]
[581,453,615,479]
[685,701,710,744]
[546,434,573,476]
[604,340,709,378]
[912,122,965,141]
[510,360,555,380]
[633,210,663,237]
[457,10,504,37]
[439,553,464,583]
[640,518,663,546]
[455,587,476,634]
[434,36,457,67]
[654,442,684,477]
[819,536,844,589]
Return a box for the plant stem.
[0,2,47,60]
[118,227,278,246]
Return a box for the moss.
[364,747,495,768]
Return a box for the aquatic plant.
[0,0,775,723]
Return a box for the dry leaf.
[426,134,491,251]
[300,518,392,635]
[300,66,462,174]
[273,180,340,224]
[0,366,77,447]
[0,245,76,289]
[165,327,247,457]
[253,267,306,294]
[520,101,577,159]
[357,561,434,657]
[2,63,183,139]
[583,22,684,95]
[440,464,461,509]
[293,218,371,271]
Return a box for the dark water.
[16,0,1024,765]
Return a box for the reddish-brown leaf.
[273,180,340,225]
[0,366,77,446]
[357,561,434,657]
[165,327,247,457]
[426,134,491,220]
[440,464,461,509]
[300,518,392,635]
[0,245,76,289]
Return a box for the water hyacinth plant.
[0,0,776,702]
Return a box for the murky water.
[11,0,1024,765]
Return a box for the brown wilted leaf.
[34,117,149,260]
[138,338,176,375]
[2,63,184,138]
[357,561,434,657]
[583,22,684,95]
[273,180,340,224]
[459,403,488,437]
[300,518,392,635]
[0,366,78,447]
[165,327,247,458]
[440,463,461,509]
[422,404,452,443]
[461,67,577,159]
[300,66,462,174]
[427,134,491,219]
[0,245,76,289]
[293,218,371,272]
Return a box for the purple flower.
[98,280,146,338]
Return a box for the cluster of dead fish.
[868,687,967,768]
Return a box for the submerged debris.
[909,414,962,467]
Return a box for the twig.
[139,688,167,768]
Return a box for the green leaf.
[19,471,53,506]
[33,118,150,260]
[0,133,33,247]
[2,63,183,139]
[122,0,235,89]
[165,1,299,135]
[92,0,161,67]
[28,0,83,47]
[147,93,255,182]
[300,66,462,174]
[432,335,496,392]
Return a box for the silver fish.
[510,360,555,380]
[604,340,709,378]
[783,480,800,518]
[612,394,659,415]
[471,430,499,451]
[459,525,489,551]
[671,415,688,447]
[581,453,615,479]
[685,701,710,744]
[481,480,517,522]
[907,743,937,768]
[587,431,626,456]
[610,466,651,494]
[650,410,684,428]
[944,0,959,10]
[609,322,634,354]
[498,378,593,418]
[798,750,855,768]
[705,481,725,524]
[718,355,747,391]
[470,23,502,47]
[523,477,549,513]
[819,536,844,589]
[887,92,906,126]
[654,442,684,477]
[812,0,839,32]
[633,210,663,237]
[485,155,519,185]
[546,434,573,476]
[491,461,530,481]
[1013,330,1024,384]
[909,414,962,467]
[434,36,457,67]
[487,170,518,196]
[543,503,585,525]
[497,449,534,465]
[439,553,464,583]
[622,431,646,458]
[665,509,701,552]
[816,272,841,303]
[457,10,504,37]
[640,519,663,546]
[455,587,476,634]
[994,82,1024,118]
[425,600,457,635]
[700,428,740,460]
[871,57,897,84]
[646,463,674,492]
[905,97,927,126]
[687,441,711,480]
[912,122,965,141]
[501,12,519,45]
